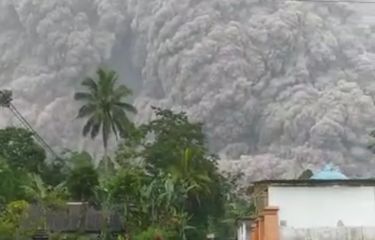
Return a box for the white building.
[248,165,375,240]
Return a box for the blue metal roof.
[311,164,348,180]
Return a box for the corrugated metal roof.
[23,203,125,233]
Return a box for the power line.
[0,90,59,159]
[9,103,59,159]
[289,0,375,3]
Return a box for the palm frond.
[115,102,137,114]
[81,77,98,94]
[112,111,134,139]
[77,104,96,118]
[111,105,132,137]
[83,116,96,137]
[90,117,102,139]
[113,85,132,100]
[113,116,133,138]
[196,174,212,183]
[23,174,47,201]
[74,92,93,101]
[110,117,119,140]
[112,105,130,120]
[111,107,130,136]
[106,69,118,85]
[54,182,66,193]
[97,68,115,96]
[76,68,137,149]
[96,68,107,84]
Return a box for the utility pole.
[0,90,59,159]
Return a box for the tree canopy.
[0,71,249,240]
[0,127,46,174]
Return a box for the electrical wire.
[0,90,58,158]
[8,103,59,159]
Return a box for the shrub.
[133,226,175,240]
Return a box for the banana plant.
[168,148,213,205]
[22,174,67,230]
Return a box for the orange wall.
[250,207,279,240]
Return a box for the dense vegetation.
[0,68,251,240]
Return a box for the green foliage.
[114,126,145,168]
[75,67,137,171]
[133,226,174,240]
[41,151,96,188]
[40,155,72,187]
[66,152,99,201]
[168,148,213,197]
[113,107,227,239]
[0,158,29,204]
[23,174,67,210]
[93,167,146,237]
[0,105,247,240]
[67,165,99,201]
[50,233,91,240]
[0,200,30,239]
[68,151,94,168]
[208,172,255,239]
[141,107,206,170]
[0,127,46,173]
[22,174,67,231]
[2,200,29,224]
[106,168,144,203]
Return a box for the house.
[246,164,375,240]
[24,202,125,237]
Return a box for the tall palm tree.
[74,67,137,171]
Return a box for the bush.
[66,165,99,201]
[0,200,30,239]
[50,233,91,240]
[133,226,175,240]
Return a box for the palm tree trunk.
[104,146,108,174]
[103,128,109,174]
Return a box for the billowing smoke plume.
[1,0,375,180]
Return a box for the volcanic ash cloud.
[1,0,375,179]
